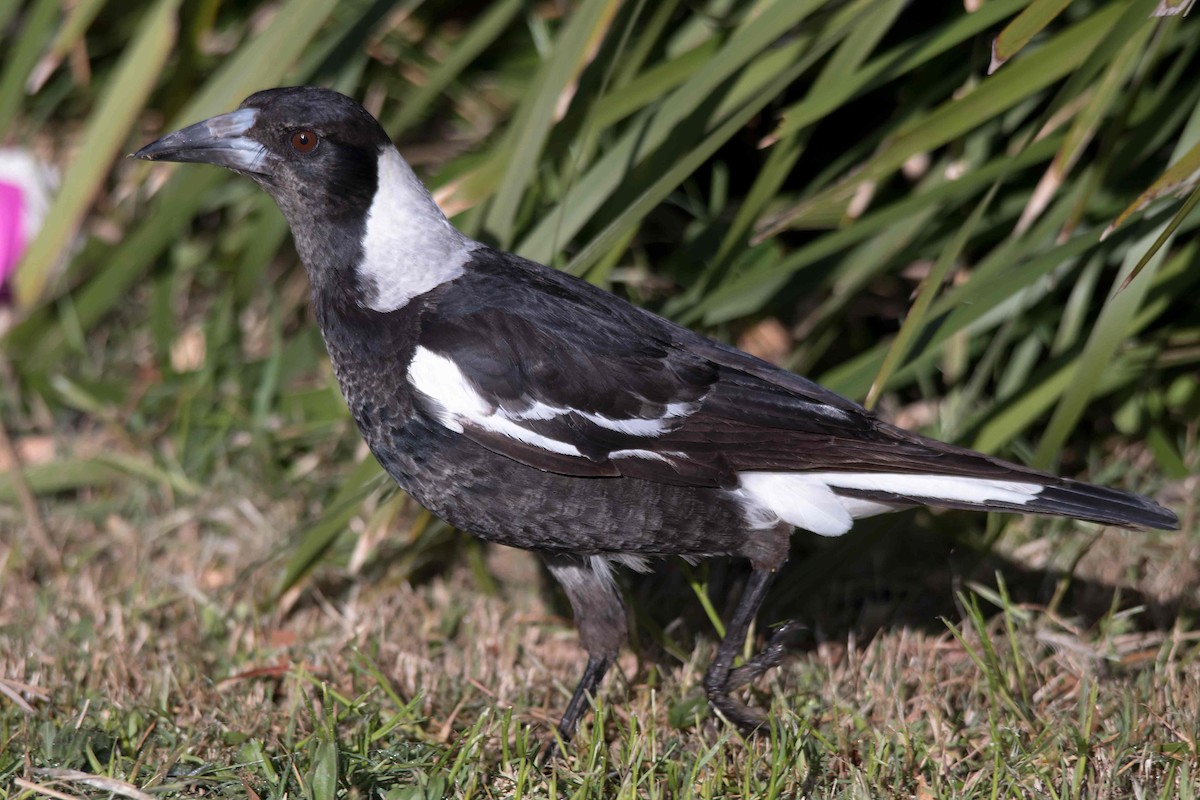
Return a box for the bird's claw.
[705,620,804,733]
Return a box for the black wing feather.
[410,248,1177,530]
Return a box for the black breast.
[313,288,434,436]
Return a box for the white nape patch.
[360,148,476,312]
[733,471,1045,537]
[408,347,581,455]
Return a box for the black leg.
[541,654,612,760]
[557,654,612,741]
[702,566,790,732]
[540,554,627,757]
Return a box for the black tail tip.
[1032,482,1180,531]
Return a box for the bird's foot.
[706,686,771,733]
[727,620,804,691]
[536,733,566,766]
[704,621,804,734]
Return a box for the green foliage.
[3,0,1192,570]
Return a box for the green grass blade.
[9,0,343,350]
[516,0,830,264]
[564,22,851,277]
[0,0,21,31]
[775,2,1127,231]
[385,0,524,138]
[589,39,718,133]
[1117,183,1200,291]
[14,0,183,308]
[606,0,682,91]
[768,0,1030,144]
[0,458,124,503]
[817,188,1088,400]
[703,0,905,287]
[989,0,1073,73]
[277,457,388,597]
[1033,98,1200,466]
[691,135,1062,325]
[481,0,621,247]
[1031,235,1170,467]
[25,0,111,93]
[1105,136,1200,240]
[165,0,342,127]
[865,183,999,409]
[1016,22,1154,234]
[0,0,58,140]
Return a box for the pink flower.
[0,149,55,302]
[0,179,27,293]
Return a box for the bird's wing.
[405,254,1177,532]
[408,257,902,488]
[410,276,728,486]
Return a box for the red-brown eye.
[290,130,318,154]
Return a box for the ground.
[1,432,1196,798]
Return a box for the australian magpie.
[135,87,1179,746]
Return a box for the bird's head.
[136,87,388,225]
[135,87,470,309]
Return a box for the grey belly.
[365,417,760,560]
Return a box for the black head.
[137,87,473,311]
[136,86,390,217]
[135,87,396,297]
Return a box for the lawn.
[2,0,1198,797]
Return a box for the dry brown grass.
[2,445,1197,797]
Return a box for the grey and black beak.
[134,107,272,174]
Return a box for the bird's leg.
[702,565,785,732]
[540,553,628,755]
[555,654,612,743]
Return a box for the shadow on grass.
[277,506,1193,708]
[622,511,1192,671]
[285,503,1193,657]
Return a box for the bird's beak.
[133,107,272,175]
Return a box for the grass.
[2,481,1199,797]
[2,0,1200,796]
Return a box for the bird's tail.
[735,461,1178,538]
[823,422,1181,531]
[830,472,1179,531]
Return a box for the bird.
[134,86,1179,747]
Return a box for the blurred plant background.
[1,0,1198,796]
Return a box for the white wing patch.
[408,347,582,456]
[580,403,695,436]
[609,448,690,462]
[734,471,1045,536]
[407,346,691,459]
[502,400,693,435]
[360,148,478,312]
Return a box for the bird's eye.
[290,130,319,154]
